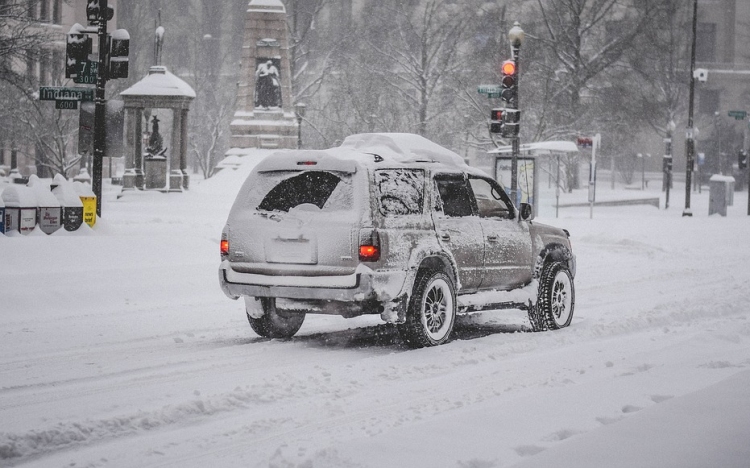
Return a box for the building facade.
[693,0,750,179]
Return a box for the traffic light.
[501,109,520,138]
[108,29,130,79]
[65,34,92,78]
[739,149,748,170]
[86,1,114,26]
[490,108,503,134]
[500,59,517,105]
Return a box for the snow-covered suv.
[219,133,576,347]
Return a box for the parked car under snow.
[219,133,576,347]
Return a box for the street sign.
[73,60,98,84]
[728,110,747,120]
[478,84,502,95]
[39,87,94,102]
[55,99,78,110]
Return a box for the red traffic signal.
[500,60,517,104]
[490,108,503,133]
[577,137,593,148]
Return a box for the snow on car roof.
[254,133,469,174]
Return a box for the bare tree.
[0,0,53,87]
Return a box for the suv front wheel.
[398,269,457,348]
[528,261,575,331]
[246,298,306,339]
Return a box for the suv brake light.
[359,245,380,261]
[220,238,229,257]
[359,229,381,262]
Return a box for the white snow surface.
[120,66,196,98]
[1,150,750,467]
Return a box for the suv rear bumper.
[219,260,406,303]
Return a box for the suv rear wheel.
[398,269,456,348]
[246,298,305,338]
[529,261,575,331]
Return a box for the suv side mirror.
[519,203,534,221]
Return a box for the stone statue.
[146,116,167,157]
[254,59,281,109]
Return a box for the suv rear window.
[257,171,351,212]
[374,169,424,216]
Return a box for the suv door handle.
[439,232,451,241]
[487,235,499,242]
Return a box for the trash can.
[1,185,38,234]
[73,181,97,227]
[709,175,735,216]
[27,175,62,235]
[51,174,84,231]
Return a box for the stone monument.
[228,0,297,151]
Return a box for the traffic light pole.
[92,0,109,218]
[509,37,521,206]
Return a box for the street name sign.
[73,60,98,84]
[478,84,502,98]
[728,110,747,120]
[39,87,94,102]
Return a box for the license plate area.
[264,234,318,264]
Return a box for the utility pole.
[683,0,698,217]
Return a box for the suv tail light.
[220,235,229,258]
[359,229,381,262]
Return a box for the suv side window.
[469,177,514,219]
[434,174,476,217]
[374,169,425,216]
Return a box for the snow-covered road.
[2,159,749,467]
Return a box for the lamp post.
[683,0,698,217]
[664,120,676,208]
[508,22,524,205]
[295,102,306,149]
[637,153,644,190]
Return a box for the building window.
[26,0,37,20]
[696,22,716,62]
[699,89,720,114]
[40,0,49,22]
[53,0,61,24]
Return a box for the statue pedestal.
[144,156,167,190]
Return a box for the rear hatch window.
[253,170,352,213]
[258,171,348,212]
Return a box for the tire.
[398,269,456,348]
[246,298,305,339]
[533,261,575,331]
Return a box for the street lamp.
[295,102,306,149]
[508,22,524,206]
[664,120,676,208]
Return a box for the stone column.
[180,108,190,189]
[169,108,183,192]
[134,108,144,189]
